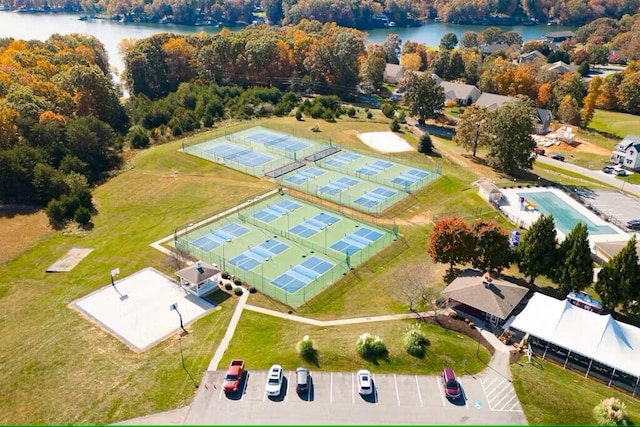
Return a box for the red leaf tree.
[427,216,475,275]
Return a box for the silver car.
[265,364,284,396]
[357,369,373,395]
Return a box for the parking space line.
[285,371,290,402]
[218,385,224,401]
[352,372,355,406]
[482,377,498,389]
[509,400,523,411]
[436,376,446,407]
[490,381,512,402]
[493,388,514,408]
[500,394,517,410]
[330,373,333,405]
[415,376,423,407]
[373,374,378,405]
[394,375,400,406]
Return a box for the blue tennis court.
[324,151,361,167]
[190,222,250,251]
[204,143,274,167]
[330,226,384,254]
[354,186,398,207]
[318,176,360,195]
[247,131,311,152]
[253,199,303,222]
[392,168,431,186]
[356,160,394,176]
[271,255,335,292]
[229,238,291,271]
[290,213,340,237]
[285,167,327,184]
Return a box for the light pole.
[222,239,231,270]
[178,335,199,388]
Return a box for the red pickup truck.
[223,359,245,393]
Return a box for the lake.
[0,11,575,75]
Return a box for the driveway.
[183,369,526,425]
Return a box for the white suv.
[265,364,284,396]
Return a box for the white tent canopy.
[504,293,640,377]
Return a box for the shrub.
[366,111,373,119]
[418,134,433,154]
[45,198,68,228]
[127,125,150,149]
[403,326,430,358]
[234,278,242,286]
[347,106,357,117]
[295,110,303,121]
[381,103,395,118]
[322,109,335,122]
[397,110,406,123]
[390,117,400,132]
[593,397,631,425]
[248,286,257,294]
[297,335,318,365]
[224,283,233,291]
[234,287,244,296]
[73,206,91,226]
[356,333,388,361]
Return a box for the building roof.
[504,292,640,377]
[474,93,552,127]
[544,30,575,39]
[614,134,640,152]
[384,63,407,83]
[440,81,480,101]
[442,269,529,319]
[477,181,503,195]
[519,50,546,61]
[544,61,578,74]
[595,239,640,262]
[479,43,511,55]
[176,261,221,285]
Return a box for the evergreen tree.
[418,133,433,154]
[517,214,559,284]
[556,223,593,295]
[595,236,640,313]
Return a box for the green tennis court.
[172,193,396,307]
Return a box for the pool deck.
[498,187,630,247]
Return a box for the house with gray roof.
[543,30,574,42]
[610,134,640,171]
[384,63,407,84]
[474,92,553,134]
[440,81,481,106]
[544,60,578,75]
[518,50,546,63]
[442,269,530,327]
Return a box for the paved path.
[207,290,250,371]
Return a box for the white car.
[357,369,373,395]
[265,364,284,396]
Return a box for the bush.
[347,106,357,117]
[248,286,257,294]
[45,198,68,228]
[397,110,406,123]
[366,111,373,119]
[381,103,395,118]
[224,283,233,291]
[234,278,242,286]
[297,335,318,365]
[322,109,335,122]
[295,110,303,121]
[221,272,231,279]
[234,287,244,296]
[390,117,400,132]
[355,333,388,361]
[127,125,150,149]
[403,326,430,358]
[418,134,433,154]
[73,206,91,226]
[593,397,631,425]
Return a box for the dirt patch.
[0,207,51,263]
[554,139,612,156]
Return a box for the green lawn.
[512,356,640,425]
[588,109,640,139]
[221,311,491,374]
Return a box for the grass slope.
[589,109,640,139]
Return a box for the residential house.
[610,134,640,171]
[544,60,578,75]
[474,92,553,134]
[594,239,640,264]
[479,42,511,57]
[543,30,574,42]
[518,50,546,64]
[384,63,407,84]
[442,269,530,327]
[440,81,481,106]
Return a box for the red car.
[533,147,545,155]
[441,367,462,400]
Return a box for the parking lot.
[184,370,527,425]
[576,188,640,228]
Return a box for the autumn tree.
[397,260,437,314]
[581,76,602,127]
[453,104,488,157]
[439,32,458,50]
[617,69,640,114]
[398,71,444,125]
[485,96,536,174]
[427,216,475,275]
[557,94,582,125]
[383,32,402,64]
[516,214,559,285]
[459,31,479,48]
[470,219,511,273]
[595,235,640,313]
[556,223,593,295]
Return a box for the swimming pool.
[518,191,618,236]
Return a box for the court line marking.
[437,376,446,407]
[394,374,400,407]
[352,372,355,406]
[415,376,423,407]
[330,372,333,405]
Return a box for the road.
[534,155,640,198]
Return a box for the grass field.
[220,311,491,374]
[512,356,640,425]
[588,109,640,139]
[2,110,640,424]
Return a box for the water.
[0,11,575,75]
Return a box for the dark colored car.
[550,153,565,161]
[296,366,310,393]
[441,367,462,400]
[602,165,615,174]
[627,219,640,231]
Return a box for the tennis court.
[204,143,274,167]
[172,194,396,307]
[317,149,436,192]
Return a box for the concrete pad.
[357,132,413,153]
[71,267,214,351]
[46,247,93,272]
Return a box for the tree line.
[428,214,640,315]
